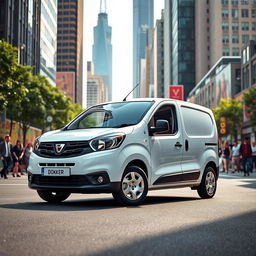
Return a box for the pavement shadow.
[0,195,198,212]
[238,180,256,190]
[84,210,256,256]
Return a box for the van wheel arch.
[125,160,148,177]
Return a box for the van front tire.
[112,166,148,206]
[197,166,217,199]
[37,190,71,203]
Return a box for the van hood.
[39,127,134,142]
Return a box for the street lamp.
[18,44,26,64]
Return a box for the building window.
[252,35,256,41]
[252,64,256,84]
[242,22,249,30]
[232,48,240,56]
[241,9,249,17]
[252,22,256,31]
[223,35,229,43]
[223,48,230,56]
[241,0,249,4]
[242,35,249,43]
[222,22,229,30]
[251,0,256,4]
[231,9,239,18]
[252,10,256,17]
[232,22,239,30]
[232,35,239,43]
[232,0,238,4]
[221,0,229,4]
[222,9,229,18]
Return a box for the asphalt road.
[0,172,255,256]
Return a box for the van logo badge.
[55,144,65,153]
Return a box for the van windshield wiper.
[112,123,136,128]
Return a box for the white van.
[28,99,219,206]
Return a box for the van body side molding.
[153,170,200,185]
[205,143,217,146]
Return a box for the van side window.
[148,105,178,135]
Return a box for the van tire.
[197,166,217,199]
[112,165,148,206]
[37,190,71,203]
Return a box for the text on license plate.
[41,167,70,176]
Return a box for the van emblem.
[55,144,65,153]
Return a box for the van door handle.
[185,140,189,151]
[175,142,182,148]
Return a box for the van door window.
[148,105,178,136]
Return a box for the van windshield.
[66,101,154,130]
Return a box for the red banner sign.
[169,85,184,101]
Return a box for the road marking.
[0,184,27,186]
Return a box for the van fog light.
[97,176,104,184]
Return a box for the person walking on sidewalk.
[240,137,252,176]
[231,140,240,173]
[252,141,256,172]
[0,135,12,179]
[222,140,231,173]
[12,140,24,177]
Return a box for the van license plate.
[41,167,70,176]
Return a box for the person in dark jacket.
[240,137,252,176]
[0,135,12,179]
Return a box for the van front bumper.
[28,171,121,193]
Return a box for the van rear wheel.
[112,166,148,206]
[37,190,71,203]
[197,166,217,199]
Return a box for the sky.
[84,0,164,102]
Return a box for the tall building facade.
[164,0,195,100]
[92,8,112,101]
[195,0,256,84]
[133,0,154,97]
[40,0,57,86]
[0,0,40,73]
[154,10,165,98]
[56,0,83,105]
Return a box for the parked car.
[28,98,219,206]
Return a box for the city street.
[0,173,255,256]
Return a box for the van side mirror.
[149,120,170,136]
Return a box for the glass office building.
[133,0,154,97]
[40,0,57,86]
[93,12,112,101]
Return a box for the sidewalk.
[219,169,256,179]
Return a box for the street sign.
[220,117,226,135]
[169,85,184,101]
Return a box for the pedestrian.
[240,137,252,177]
[23,142,33,173]
[222,140,231,173]
[0,135,12,179]
[252,141,256,172]
[231,140,240,173]
[11,140,24,177]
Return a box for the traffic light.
[220,117,226,135]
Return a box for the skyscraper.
[39,0,57,86]
[133,0,154,98]
[92,1,112,101]
[56,0,84,105]
[0,0,40,74]
[164,0,195,100]
[195,0,256,84]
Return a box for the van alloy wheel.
[112,165,148,206]
[122,171,145,200]
[197,166,217,199]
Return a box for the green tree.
[212,98,243,140]
[243,87,256,131]
[0,41,29,112]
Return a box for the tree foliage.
[212,98,243,140]
[0,41,83,144]
[243,87,256,130]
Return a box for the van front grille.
[36,141,93,158]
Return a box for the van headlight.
[89,133,125,152]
